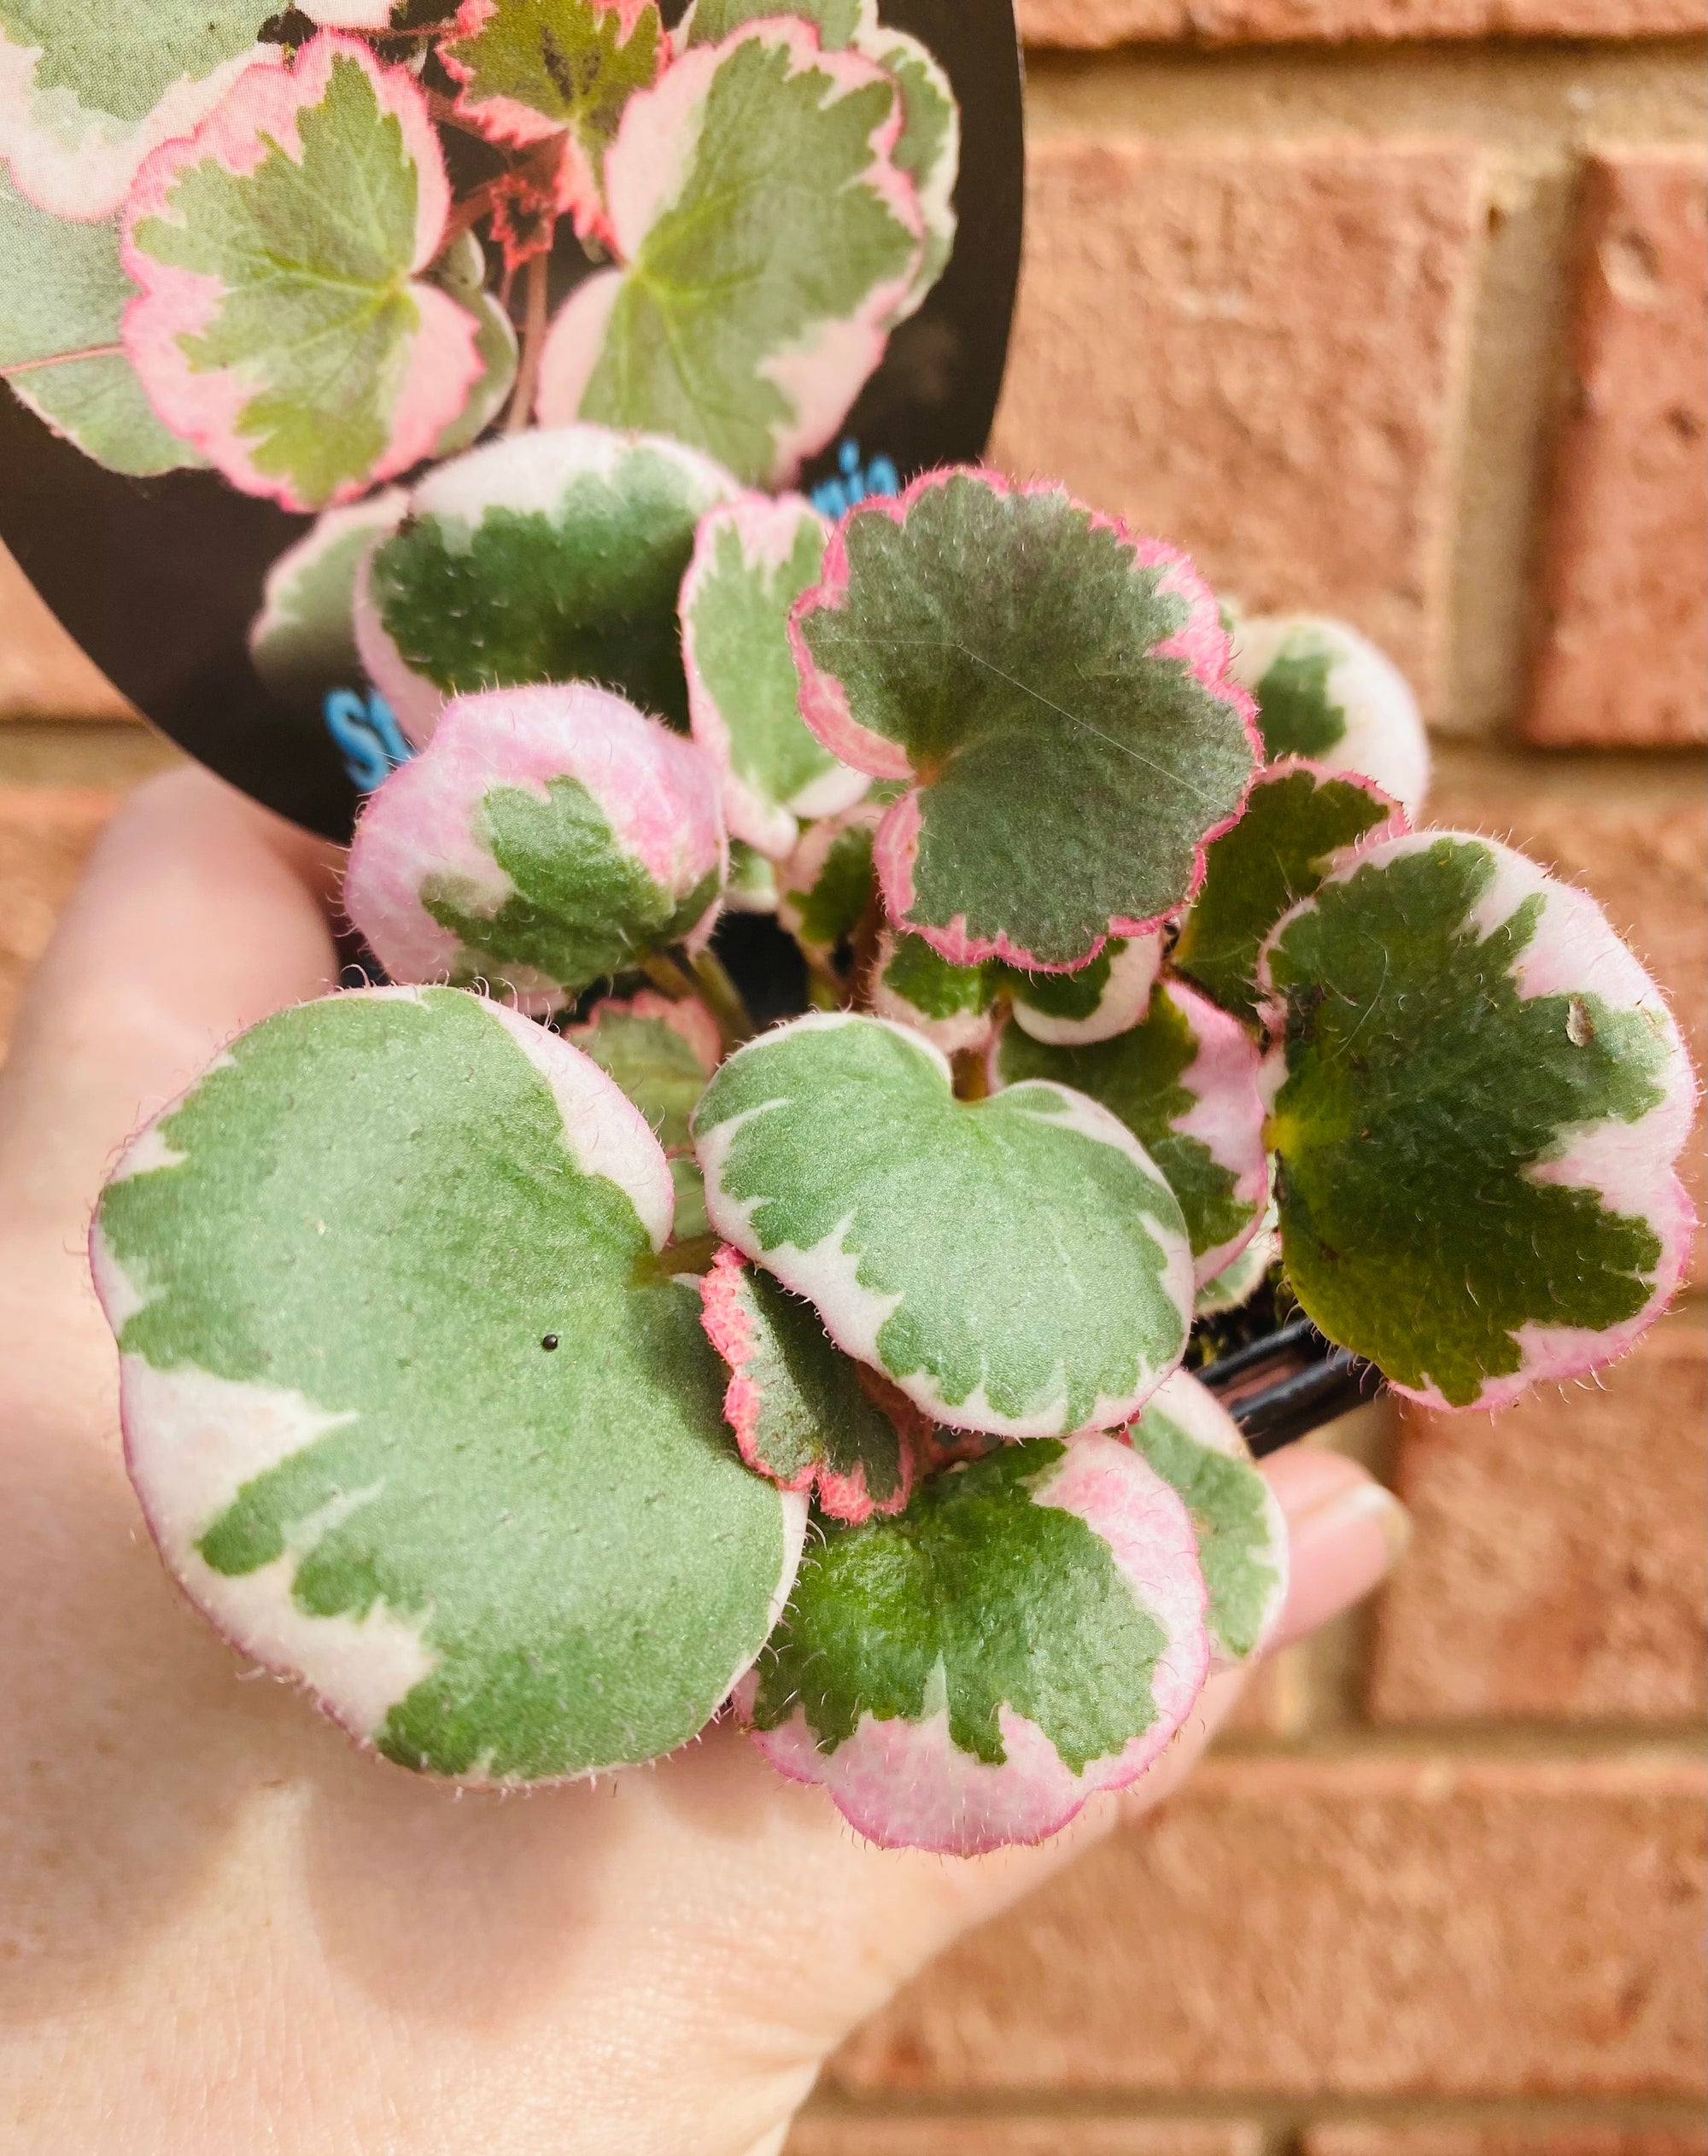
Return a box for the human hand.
[0,768,1408,2156]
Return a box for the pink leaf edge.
[568,988,723,1087]
[736,1431,1211,1855]
[1160,976,1275,1288]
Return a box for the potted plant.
[4,5,1695,1860]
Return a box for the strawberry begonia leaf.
[725,839,780,914]
[992,976,1269,1288]
[91,986,804,1784]
[740,1431,1209,1853]
[1006,934,1163,1047]
[0,169,202,475]
[680,0,874,49]
[1194,1202,1277,1316]
[1232,612,1430,820]
[355,422,739,746]
[429,232,518,458]
[1262,833,1698,1411]
[1123,1370,1287,1668]
[440,0,663,246]
[0,3,272,223]
[775,799,880,960]
[249,489,407,710]
[1172,760,1407,1026]
[792,470,1260,971]
[693,1012,1195,1436]
[870,929,997,1055]
[700,1245,920,1522]
[343,682,725,1015]
[853,25,956,323]
[535,20,922,487]
[566,990,721,1154]
[121,36,483,511]
[681,493,869,858]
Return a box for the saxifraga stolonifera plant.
[88,453,1698,1854]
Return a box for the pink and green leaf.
[567,988,721,1154]
[740,1431,1209,1853]
[700,1244,920,1522]
[1231,612,1430,819]
[343,681,726,1014]
[428,231,518,457]
[121,36,482,511]
[91,985,804,1784]
[725,838,781,913]
[692,1012,1195,1437]
[249,488,407,709]
[535,20,923,487]
[870,928,997,1054]
[775,799,881,960]
[792,470,1261,971]
[852,25,956,323]
[1172,759,1407,1026]
[1262,832,1699,1411]
[992,975,1270,1288]
[1005,933,1163,1046]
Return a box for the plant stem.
[505,252,550,433]
[640,951,699,1002]
[687,948,757,1049]
[951,1048,989,1102]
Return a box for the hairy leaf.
[1232,612,1430,819]
[1124,1370,1286,1667]
[793,470,1259,969]
[535,21,921,486]
[682,492,868,857]
[1006,934,1162,1047]
[725,838,780,913]
[356,422,738,745]
[870,929,997,1055]
[1172,760,1407,1025]
[693,1012,1195,1436]
[122,36,481,510]
[1194,1201,1277,1317]
[1263,833,1698,1410]
[775,799,880,958]
[92,987,804,1783]
[700,1246,919,1522]
[249,489,407,710]
[992,976,1269,1288]
[567,989,721,1154]
[343,682,725,1014]
[742,1432,1208,1853]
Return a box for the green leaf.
[793,471,1259,970]
[1125,1370,1286,1666]
[0,1,270,222]
[682,492,868,857]
[566,990,721,1154]
[743,1431,1209,1853]
[344,682,727,1015]
[693,1012,1195,1437]
[123,37,481,511]
[1231,612,1430,818]
[725,838,780,914]
[441,0,662,243]
[0,168,202,474]
[1264,833,1697,1410]
[1004,935,1161,1047]
[853,25,956,323]
[871,929,997,1054]
[993,976,1269,1288]
[249,490,407,710]
[535,21,921,487]
[682,0,871,48]
[1172,761,1405,1025]
[1194,1202,1277,1316]
[776,803,879,958]
[356,422,738,746]
[92,987,803,1784]
[429,232,518,459]
[700,1246,917,1522]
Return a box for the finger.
[1263,1442,1410,1650]
[0,767,342,1247]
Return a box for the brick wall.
[0,7,1702,2145]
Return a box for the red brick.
[1015,0,1704,44]
[788,2120,1261,2156]
[988,141,1481,710]
[1307,2128,1708,2156]
[829,1756,1705,2099]
[0,789,117,1060]
[1369,1322,1707,1722]
[1528,149,1708,747]
[0,543,131,722]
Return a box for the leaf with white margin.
[567,989,721,1154]
[992,976,1269,1289]
[1122,1369,1287,1668]
[681,492,868,858]
[679,0,874,48]
[441,0,662,246]
[700,1244,920,1522]
[693,1011,1195,1437]
[1262,833,1699,1411]
[0,3,273,224]
[428,231,518,459]
[792,470,1260,971]
[852,25,955,324]
[1172,760,1407,1027]
[1232,613,1430,821]
[355,422,739,747]
[343,682,725,1016]
[535,20,921,488]
[121,36,482,511]
[1006,934,1163,1047]
[739,1430,1209,1854]
[775,799,880,960]
[870,928,996,1055]
[91,985,804,1784]
[725,838,780,913]
[1194,1200,1277,1317]
[249,488,407,710]
[0,167,202,475]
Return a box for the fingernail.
[1272,1475,1411,1649]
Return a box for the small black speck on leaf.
[541,1333,559,1351]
